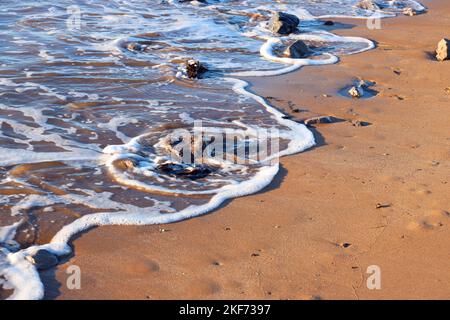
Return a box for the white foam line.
[0,148,100,167]
[2,75,316,300]
[1,249,44,300]
[231,37,339,77]
[0,221,22,244]
[1,1,411,300]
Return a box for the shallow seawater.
[0,0,424,299]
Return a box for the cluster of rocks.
[181,10,310,78]
[356,0,418,16]
[267,12,313,59]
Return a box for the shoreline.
[27,0,450,299]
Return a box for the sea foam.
[0,0,424,299]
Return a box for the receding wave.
[0,0,424,299]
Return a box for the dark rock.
[186,59,208,79]
[268,12,300,35]
[26,250,58,270]
[127,42,144,52]
[376,203,391,209]
[436,38,450,61]
[158,163,212,180]
[284,40,310,58]
[324,20,334,26]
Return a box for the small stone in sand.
[26,250,58,270]
[303,116,335,126]
[350,120,371,127]
[436,38,450,61]
[431,160,440,166]
[376,203,391,209]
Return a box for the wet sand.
[41,0,450,299]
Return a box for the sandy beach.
[9,0,450,299]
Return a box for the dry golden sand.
[41,0,449,299]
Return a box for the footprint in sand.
[190,279,222,296]
[120,258,160,276]
[406,210,450,231]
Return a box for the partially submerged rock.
[304,116,337,126]
[348,79,375,98]
[436,38,450,61]
[268,12,300,35]
[403,8,417,16]
[356,0,381,11]
[348,85,364,98]
[127,42,144,52]
[186,59,208,79]
[26,249,58,270]
[349,119,371,127]
[284,40,310,58]
[158,162,212,180]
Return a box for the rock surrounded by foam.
[186,59,208,79]
[25,250,59,271]
[284,40,310,58]
[0,0,425,300]
[157,163,213,180]
[268,12,300,35]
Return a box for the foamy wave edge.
[2,2,421,299]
